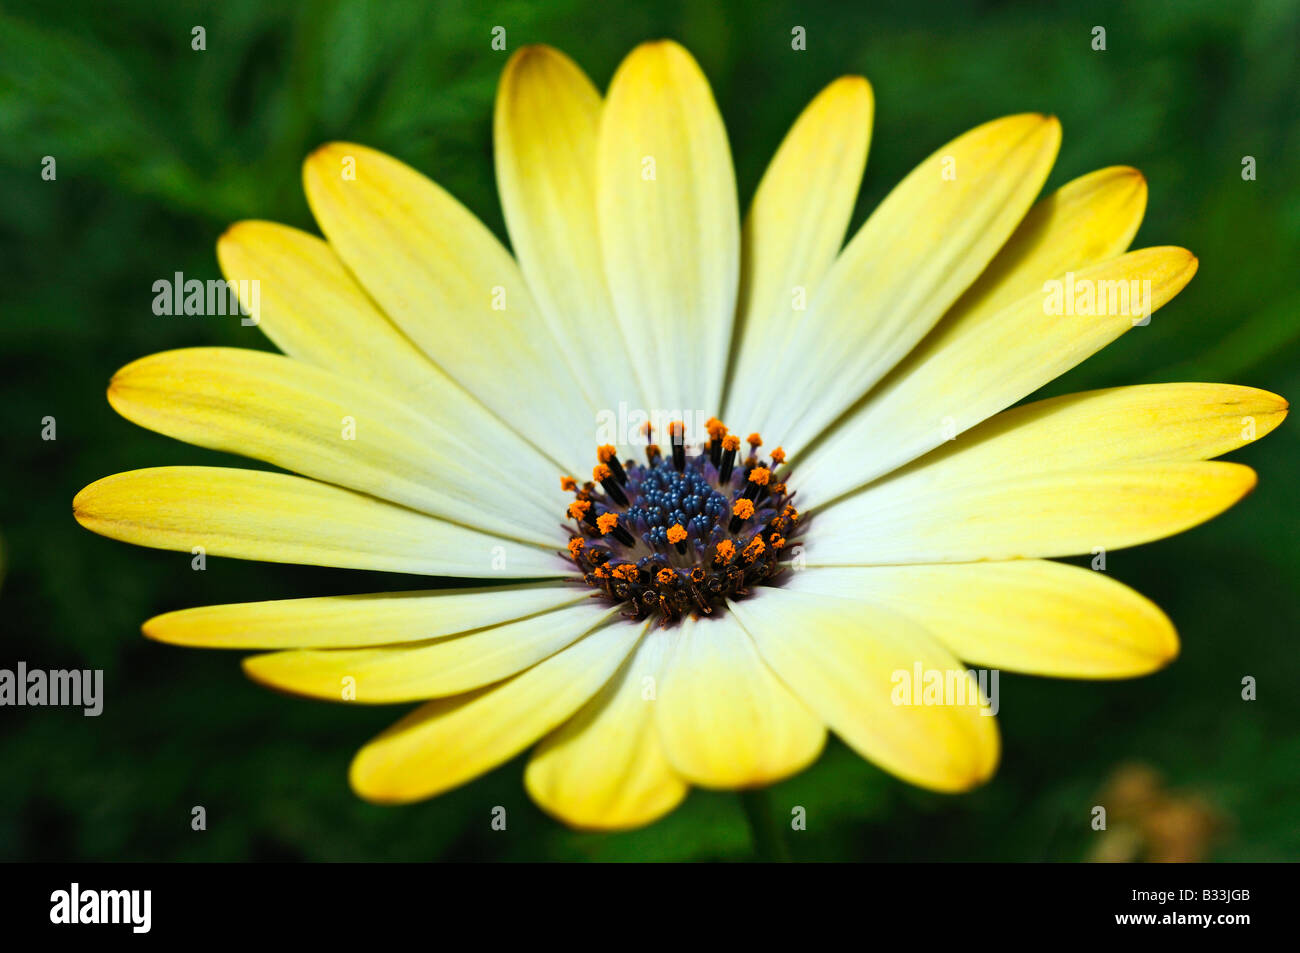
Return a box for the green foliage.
[0,0,1297,860]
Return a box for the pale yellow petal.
[143,582,583,649]
[730,589,999,792]
[597,40,739,414]
[494,45,643,412]
[725,76,873,421]
[243,600,618,703]
[756,114,1061,449]
[108,347,562,545]
[73,467,564,577]
[795,246,1199,508]
[784,563,1178,678]
[217,221,562,476]
[526,629,687,830]
[302,143,594,473]
[350,619,641,803]
[806,462,1257,565]
[655,612,825,788]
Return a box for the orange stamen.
[656,568,676,585]
[666,523,687,545]
[769,447,786,465]
[732,498,755,520]
[567,500,591,520]
[714,540,736,563]
[743,536,766,562]
[567,538,585,559]
[560,476,577,492]
[592,463,611,483]
[721,434,740,451]
[596,445,618,463]
[748,466,771,487]
[596,513,619,536]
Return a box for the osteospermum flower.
[74,40,1286,829]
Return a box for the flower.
[73,40,1286,830]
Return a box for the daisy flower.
[74,41,1286,830]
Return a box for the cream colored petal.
[108,347,562,545]
[597,40,739,415]
[494,45,643,413]
[302,143,595,474]
[784,563,1178,678]
[655,612,825,788]
[730,588,999,792]
[350,618,642,804]
[805,462,1257,565]
[755,114,1061,450]
[724,76,873,423]
[795,247,1199,508]
[143,582,583,649]
[73,466,564,577]
[216,221,559,476]
[526,629,687,830]
[243,600,618,703]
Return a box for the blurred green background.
[1,0,1297,861]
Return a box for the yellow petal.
[143,582,583,649]
[655,613,825,788]
[797,246,1200,508]
[785,562,1178,678]
[795,167,1151,505]
[494,45,643,412]
[807,462,1257,564]
[948,165,1147,322]
[350,619,641,804]
[725,75,873,422]
[73,467,563,577]
[833,382,1286,507]
[302,142,594,473]
[108,347,562,545]
[758,114,1061,450]
[243,600,619,703]
[526,630,687,830]
[597,40,739,414]
[730,589,999,792]
[216,221,560,475]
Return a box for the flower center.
[561,418,800,622]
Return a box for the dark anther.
[601,477,629,506]
[718,448,736,485]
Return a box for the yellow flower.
[73,41,1286,830]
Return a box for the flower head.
[74,40,1286,831]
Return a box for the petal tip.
[348,750,408,806]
